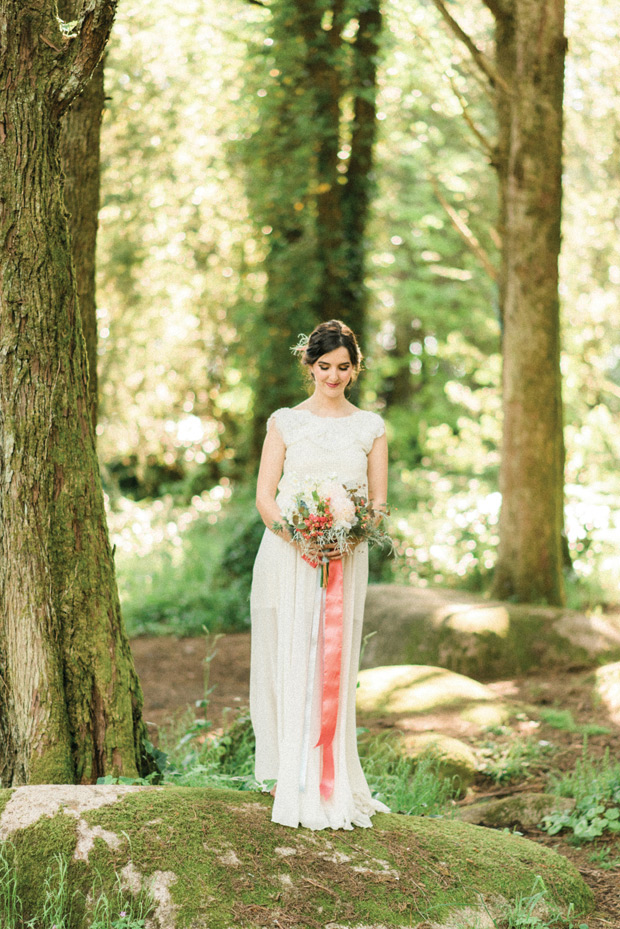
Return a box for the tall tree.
[0,1,154,785]
[431,0,566,604]
[244,0,383,456]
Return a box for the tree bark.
[489,0,566,604]
[0,1,153,784]
[59,55,105,433]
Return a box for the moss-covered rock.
[456,793,576,830]
[356,665,510,730]
[0,785,593,928]
[363,586,620,679]
[396,733,478,792]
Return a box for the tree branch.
[54,0,118,113]
[430,176,498,282]
[480,0,510,20]
[429,0,508,94]
[446,72,496,158]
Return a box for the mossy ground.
[0,786,593,928]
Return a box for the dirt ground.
[131,632,620,927]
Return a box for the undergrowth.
[99,632,458,817]
[359,730,458,815]
[539,708,610,737]
[494,875,588,928]
[543,740,620,843]
[0,846,153,929]
[478,734,554,784]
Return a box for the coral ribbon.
[315,558,344,799]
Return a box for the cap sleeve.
[266,408,298,446]
[360,411,386,454]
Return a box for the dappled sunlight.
[441,605,511,636]
[594,663,620,726]
[356,664,497,716]
[461,703,511,728]
[105,481,233,558]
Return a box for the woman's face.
[309,346,353,398]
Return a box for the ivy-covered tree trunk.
[0,1,153,785]
[59,49,105,433]
[488,0,566,604]
[246,0,382,457]
[340,0,382,333]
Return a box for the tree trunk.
[248,0,382,457]
[0,1,153,785]
[340,0,382,335]
[59,55,105,433]
[489,0,566,604]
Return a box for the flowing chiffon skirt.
[250,530,389,830]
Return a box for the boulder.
[594,662,620,726]
[457,792,576,830]
[396,733,478,792]
[356,664,510,731]
[363,586,620,679]
[0,785,592,929]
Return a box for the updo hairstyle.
[293,319,363,382]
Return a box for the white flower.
[318,480,357,530]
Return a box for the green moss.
[4,810,86,927]
[27,746,75,785]
[1,787,594,928]
[0,789,13,819]
[86,788,592,927]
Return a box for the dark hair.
[293,319,363,379]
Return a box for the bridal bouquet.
[273,477,390,575]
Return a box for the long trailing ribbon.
[315,558,344,799]
[299,568,324,793]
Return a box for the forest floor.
[131,632,620,927]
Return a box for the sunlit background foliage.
[97,0,620,634]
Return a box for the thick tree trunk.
[0,2,153,785]
[59,57,105,433]
[489,0,566,604]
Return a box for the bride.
[250,319,389,830]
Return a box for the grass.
[587,845,620,870]
[0,844,151,929]
[478,735,555,784]
[358,731,459,815]
[539,708,611,737]
[89,872,154,929]
[495,875,589,928]
[547,741,620,803]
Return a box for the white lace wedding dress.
[250,407,390,829]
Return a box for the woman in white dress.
[250,320,389,830]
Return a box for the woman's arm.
[255,420,290,538]
[367,431,388,510]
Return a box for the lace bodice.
[267,407,385,499]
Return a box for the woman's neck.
[304,392,354,417]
